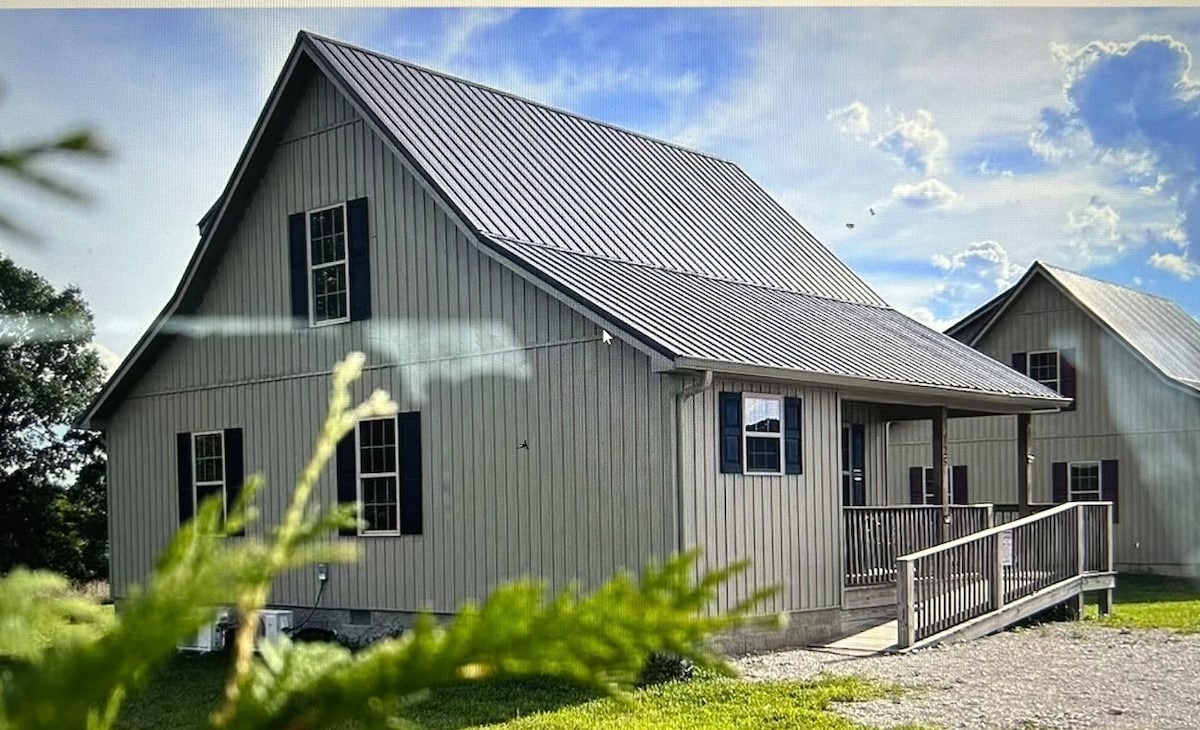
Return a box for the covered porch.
[835,397,1114,650]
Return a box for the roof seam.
[487,233,894,310]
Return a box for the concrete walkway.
[809,619,897,656]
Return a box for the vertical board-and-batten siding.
[107,71,678,610]
[679,380,843,615]
[888,275,1200,572]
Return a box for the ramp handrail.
[844,505,993,587]
[895,501,1113,648]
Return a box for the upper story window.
[1012,348,1076,411]
[308,205,349,325]
[1027,350,1059,392]
[743,395,783,474]
[288,198,372,326]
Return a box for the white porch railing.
[843,505,994,588]
[895,501,1113,648]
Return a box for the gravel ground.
[735,623,1200,730]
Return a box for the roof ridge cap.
[302,31,739,168]
[487,233,892,310]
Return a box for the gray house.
[889,262,1200,576]
[81,32,1071,649]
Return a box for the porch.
[838,501,1114,652]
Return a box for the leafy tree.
[0,354,772,729]
[0,255,106,581]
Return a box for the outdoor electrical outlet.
[317,563,328,582]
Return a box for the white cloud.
[1148,251,1200,281]
[828,101,873,140]
[874,109,949,176]
[1064,196,1125,262]
[890,178,959,209]
[932,240,1024,291]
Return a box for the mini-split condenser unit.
[177,608,295,653]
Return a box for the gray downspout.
[675,371,714,554]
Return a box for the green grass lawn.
[113,653,914,730]
[1089,573,1200,633]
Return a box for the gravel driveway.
[735,623,1200,729]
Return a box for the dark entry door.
[841,423,866,506]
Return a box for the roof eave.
[673,357,1070,414]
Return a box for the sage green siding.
[888,275,1200,574]
[107,72,678,608]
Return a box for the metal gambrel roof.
[952,262,1200,395]
[1040,264,1200,393]
[496,239,1066,403]
[306,34,884,307]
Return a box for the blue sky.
[2,8,1198,370]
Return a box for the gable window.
[357,417,400,534]
[718,392,802,475]
[307,204,349,325]
[288,198,371,326]
[336,412,424,536]
[1027,350,1059,392]
[1012,349,1076,411]
[176,428,245,535]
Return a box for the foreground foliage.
[0,353,772,729]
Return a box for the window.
[308,204,349,325]
[192,431,226,520]
[743,395,783,474]
[357,417,399,535]
[908,465,969,505]
[1068,461,1101,501]
[1027,350,1059,392]
[718,392,801,475]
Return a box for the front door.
[841,423,866,506]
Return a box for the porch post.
[932,406,950,541]
[1017,412,1032,517]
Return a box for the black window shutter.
[177,433,193,525]
[347,197,371,322]
[336,428,358,536]
[1011,352,1028,374]
[288,212,308,323]
[224,428,245,537]
[1101,459,1119,523]
[951,465,968,505]
[783,397,802,475]
[718,392,742,474]
[1051,461,1068,503]
[397,412,423,535]
[908,466,924,505]
[1060,349,1077,411]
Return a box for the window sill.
[309,317,351,328]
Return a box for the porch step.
[810,619,897,656]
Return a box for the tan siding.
[106,72,678,607]
[680,380,842,615]
[890,273,1200,572]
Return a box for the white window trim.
[306,202,351,327]
[192,430,226,520]
[1068,460,1102,501]
[1027,349,1060,393]
[356,416,401,537]
[742,393,784,476]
